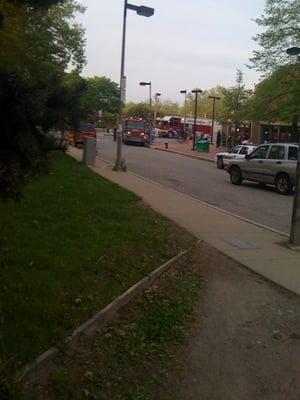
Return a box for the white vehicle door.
[243,145,270,181]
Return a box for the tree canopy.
[0,0,86,199]
[247,0,300,136]
[249,0,300,74]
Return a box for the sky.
[76,0,266,103]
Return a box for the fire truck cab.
[123,117,149,146]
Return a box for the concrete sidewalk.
[68,147,300,295]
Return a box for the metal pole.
[193,92,198,150]
[115,0,127,171]
[149,82,152,128]
[287,47,300,248]
[211,97,216,144]
[184,92,187,132]
[289,131,300,248]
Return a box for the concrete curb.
[151,146,215,163]
[20,245,195,383]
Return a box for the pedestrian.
[221,131,226,147]
[216,130,221,148]
[113,125,117,141]
[228,134,232,149]
[179,127,185,142]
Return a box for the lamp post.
[209,96,221,144]
[287,46,300,248]
[180,90,187,133]
[140,81,152,127]
[154,92,161,128]
[115,1,154,171]
[191,89,203,150]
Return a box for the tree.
[184,86,225,119]
[123,102,151,119]
[249,0,300,74]
[0,0,86,199]
[248,0,300,138]
[218,70,251,124]
[244,64,300,136]
[80,76,119,126]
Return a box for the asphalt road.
[97,135,292,234]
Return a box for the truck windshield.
[125,121,146,129]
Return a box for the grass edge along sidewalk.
[0,151,195,396]
[22,246,204,400]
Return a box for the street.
[97,136,292,235]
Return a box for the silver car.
[227,143,298,195]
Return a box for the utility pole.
[287,46,300,248]
[209,96,220,144]
[191,89,202,150]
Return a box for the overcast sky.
[77,0,266,103]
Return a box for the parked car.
[215,144,257,169]
[68,123,96,147]
[227,143,298,195]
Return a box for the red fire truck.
[156,116,212,139]
[123,117,150,146]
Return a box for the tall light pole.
[140,81,152,127]
[180,90,187,132]
[209,95,221,144]
[287,46,300,248]
[191,89,203,150]
[154,92,161,128]
[114,1,154,171]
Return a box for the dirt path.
[159,243,300,400]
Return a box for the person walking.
[216,130,221,148]
[113,125,117,142]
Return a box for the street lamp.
[180,90,187,133]
[154,92,161,127]
[191,89,203,150]
[209,96,221,144]
[140,81,152,127]
[115,1,155,171]
[287,46,300,248]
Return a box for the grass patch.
[24,249,203,399]
[0,151,194,388]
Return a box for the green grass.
[0,151,194,384]
[24,249,203,400]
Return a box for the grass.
[24,249,203,400]
[0,151,194,388]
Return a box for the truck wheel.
[275,174,292,195]
[217,157,224,169]
[230,166,243,185]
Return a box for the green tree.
[249,0,300,74]
[184,86,225,119]
[123,102,151,119]
[81,76,119,126]
[248,0,300,138]
[219,70,252,124]
[244,64,300,132]
[0,0,86,199]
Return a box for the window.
[230,146,241,154]
[268,145,285,160]
[125,121,146,129]
[250,145,269,159]
[239,147,248,155]
[288,146,298,161]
